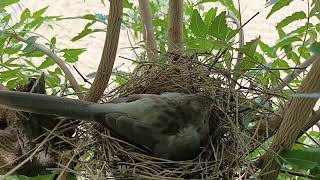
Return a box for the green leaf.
[123,0,133,8]
[0,0,19,9]
[1,14,11,24]
[82,14,97,21]
[259,40,276,58]
[239,38,260,57]
[208,11,230,40]
[61,48,86,63]
[281,148,320,170]
[153,19,167,26]
[310,42,320,55]
[24,50,44,57]
[274,33,301,50]
[204,7,217,26]
[20,8,31,22]
[190,9,206,37]
[50,37,56,45]
[23,36,39,52]
[4,44,23,54]
[267,0,294,19]
[37,58,55,70]
[0,69,21,80]
[71,28,93,41]
[276,11,306,29]
[32,6,49,18]
[219,0,239,18]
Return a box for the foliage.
[0,0,320,179]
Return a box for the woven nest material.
[70,55,272,180]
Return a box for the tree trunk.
[167,0,184,55]
[85,0,123,102]
[259,55,320,179]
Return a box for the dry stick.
[259,54,320,179]
[167,0,184,55]
[11,33,84,99]
[85,0,123,102]
[138,0,158,62]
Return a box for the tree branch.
[138,0,158,62]
[10,33,84,99]
[85,0,123,102]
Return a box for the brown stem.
[138,0,158,62]
[259,54,320,179]
[167,0,184,55]
[85,0,123,102]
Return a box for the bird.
[0,90,215,161]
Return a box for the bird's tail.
[0,90,107,121]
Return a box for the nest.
[0,54,277,179]
[69,55,273,179]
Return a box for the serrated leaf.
[208,11,229,40]
[204,8,217,26]
[71,28,93,41]
[61,48,86,63]
[95,13,107,23]
[310,42,320,55]
[267,0,294,19]
[259,40,276,58]
[276,11,306,29]
[37,58,55,70]
[190,9,206,37]
[239,38,260,57]
[0,0,19,9]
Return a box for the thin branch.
[73,65,93,85]
[85,0,123,102]
[9,33,84,99]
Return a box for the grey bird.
[0,91,214,160]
